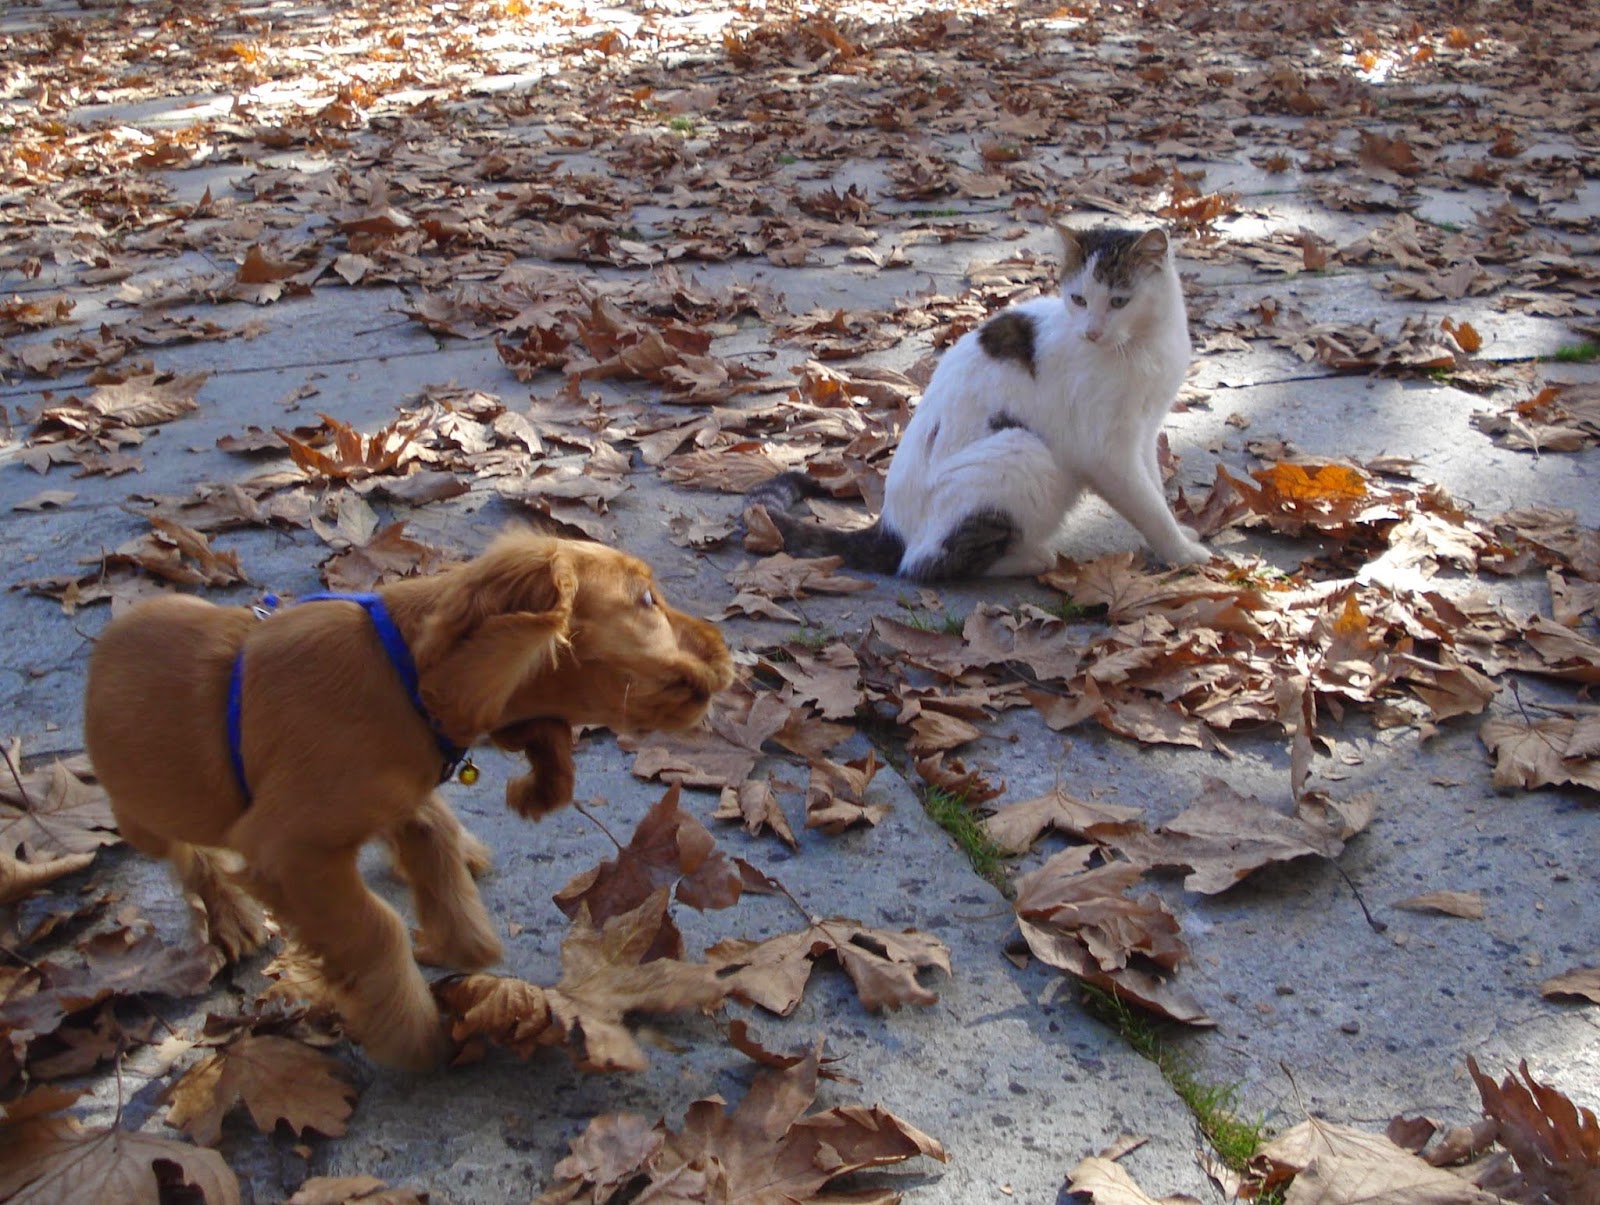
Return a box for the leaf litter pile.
[2,0,1600,1200]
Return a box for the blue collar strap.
[227,591,468,805]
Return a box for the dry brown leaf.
[165,1034,357,1147]
[1480,715,1600,793]
[1065,1154,1203,1204]
[708,918,950,1017]
[728,553,874,601]
[1012,854,1210,1027]
[287,1176,428,1205]
[0,1114,239,1204]
[553,784,744,962]
[1256,1117,1501,1203]
[434,973,554,1061]
[982,788,1144,856]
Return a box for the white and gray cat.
[749,223,1211,580]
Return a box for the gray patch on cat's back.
[988,412,1029,434]
[977,311,1037,376]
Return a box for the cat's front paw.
[1157,538,1212,567]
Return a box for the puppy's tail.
[745,471,905,575]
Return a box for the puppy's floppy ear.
[415,537,578,742]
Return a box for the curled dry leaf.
[913,752,1005,805]
[714,779,799,849]
[804,752,886,833]
[1467,1056,1600,1205]
[708,917,951,1017]
[1393,890,1485,920]
[164,1033,358,1147]
[286,1176,428,1205]
[1538,967,1600,1005]
[1013,853,1211,1027]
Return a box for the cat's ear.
[1054,223,1086,276]
[1131,228,1171,267]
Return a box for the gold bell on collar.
[458,758,479,786]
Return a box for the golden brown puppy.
[84,531,732,1070]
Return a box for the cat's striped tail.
[745,471,906,575]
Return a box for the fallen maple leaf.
[164,1034,357,1147]
[728,553,874,601]
[547,890,728,1072]
[553,784,744,961]
[0,750,120,860]
[287,1176,427,1205]
[1480,715,1600,793]
[708,917,950,1016]
[434,973,553,1062]
[0,1113,239,1204]
[537,1040,946,1204]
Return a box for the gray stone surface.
[3,1,1598,1202]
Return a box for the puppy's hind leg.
[118,817,269,964]
[170,842,271,963]
[387,794,501,972]
[237,830,449,1071]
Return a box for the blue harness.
[226,591,468,805]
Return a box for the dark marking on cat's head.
[1055,224,1170,287]
[988,412,1029,434]
[977,311,1037,375]
[925,420,941,452]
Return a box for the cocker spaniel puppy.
[84,531,732,1069]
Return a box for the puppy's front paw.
[505,761,575,819]
[415,926,502,972]
[1158,537,1212,567]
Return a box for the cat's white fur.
[881,226,1209,577]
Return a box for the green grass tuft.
[1550,340,1600,364]
[1082,986,1274,1174]
[921,787,1009,891]
[667,115,696,133]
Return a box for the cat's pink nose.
[1085,328,1103,342]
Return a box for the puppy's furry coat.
[85,531,732,1069]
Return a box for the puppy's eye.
[1070,293,1087,307]
[1109,296,1129,309]
[640,589,655,609]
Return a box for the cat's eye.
[640,588,656,609]
[1109,296,1130,309]
[1069,293,1087,307]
